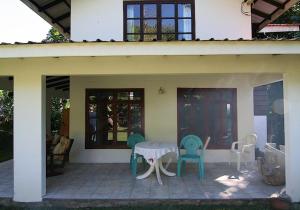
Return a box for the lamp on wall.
[158,87,166,94]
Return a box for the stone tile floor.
[0,160,13,198]
[0,160,284,200]
[45,162,284,200]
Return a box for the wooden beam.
[262,0,285,9]
[257,0,300,31]
[40,0,64,11]
[46,76,69,84]
[53,12,70,24]
[252,8,271,19]
[47,80,70,88]
[63,0,70,8]
[55,84,69,90]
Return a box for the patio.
[44,162,284,200]
[0,160,284,200]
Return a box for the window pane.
[88,95,98,143]
[178,19,191,33]
[162,4,175,17]
[131,104,142,133]
[118,92,129,101]
[144,4,157,18]
[162,34,176,41]
[117,132,128,142]
[143,19,157,33]
[127,34,140,41]
[127,4,140,18]
[127,20,140,33]
[178,89,237,149]
[178,4,192,17]
[129,91,142,100]
[178,34,192,40]
[106,103,114,141]
[99,92,113,102]
[144,34,157,41]
[162,19,175,33]
[117,103,128,142]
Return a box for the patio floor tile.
[0,160,285,200]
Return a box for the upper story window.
[124,0,195,41]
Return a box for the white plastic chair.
[230,134,257,171]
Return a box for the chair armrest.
[231,141,239,151]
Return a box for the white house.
[0,0,300,204]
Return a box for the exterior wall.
[69,75,261,163]
[71,0,252,41]
[284,71,300,202]
[195,0,251,40]
[71,0,123,41]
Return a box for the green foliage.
[44,27,68,42]
[0,90,13,134]
[51,97,69,133]
[274,2,300,24]
[0,90,13,162]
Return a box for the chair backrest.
[180,135,203,155]
[127,133,145,149]
[203,136,211,150]
[244,134,257,145]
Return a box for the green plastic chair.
[177,135,205,179]
[127,133,146,177]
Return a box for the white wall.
[71,0,252,41]
[71,0,123,41]
[69,74,258,163]
[195,0,252,40]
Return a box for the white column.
[284,72,300,202]
[13,74,46,202]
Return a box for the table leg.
[136,164,155,180]
[159,160,176,177]
[155,161,163,185]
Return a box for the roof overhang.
[259,24,300,33]
[252,0,300,32]
[20,0,70,37]
[1,41,300,58]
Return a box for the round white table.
[134,141,179,185]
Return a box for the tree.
[43,27,68,42]
[0,90,13,134]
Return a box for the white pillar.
[284,72,300,202]
[13,74,46,202]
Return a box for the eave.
[20,0,70,37]
[1,40,300,59]
[252,0,300,32]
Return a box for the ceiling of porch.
[20,0,70,36]
[46,76,69,92]
[20,0,299,37]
